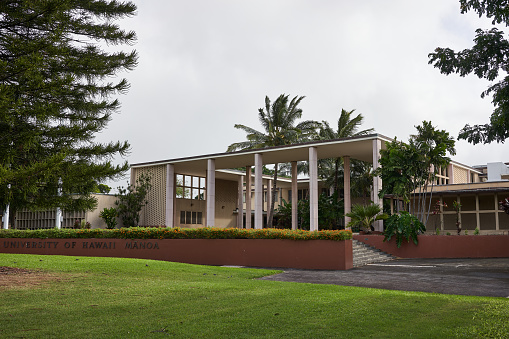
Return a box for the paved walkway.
[259,258,509,298]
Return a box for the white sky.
[97,0,509,187]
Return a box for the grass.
[0,254,508,338]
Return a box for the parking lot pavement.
[259,258,509,298]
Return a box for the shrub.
[100,207,118,229]
[0,227,353,241]
[474,227,480,235]
[73,219,90,229]
[346,203,388,234]
[383,212,425,248]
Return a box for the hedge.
[0,227,352,241]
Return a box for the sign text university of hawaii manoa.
[0,238,353,270]
[3,239,160,251]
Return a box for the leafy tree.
[0,1,137,225]
[227,94,319,227]
[116,174,151,227]
[375,121,456,224]
[429,0,509,144]
[346,203,388,234]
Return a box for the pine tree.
[0,0,138,222]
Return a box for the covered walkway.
[131,134,392,231]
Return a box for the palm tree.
[227,94,319,228]
[317,109,374,194]
[346,203,388,233]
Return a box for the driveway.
[259,258,509,298]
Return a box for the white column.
[165,164,175,228]
[206,159,215,227]
[372,139,383,231]
[3,204,9,229]
[254,153,263,229]
[447,163,454,184]
[291,161,298,230]
[344,156,351,229]
[245,166,252,229]
[55,179,62,229]
[237,175,244,228]
[3,183,10,229]
[495,193,499,231]
[309,147,318,231]
[266,179,273,214]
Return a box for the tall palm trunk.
[267,163,278,228]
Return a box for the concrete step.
[352,239,396,267]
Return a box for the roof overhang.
[131,134,393,177]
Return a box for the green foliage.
[474,227,480,235]
[383,212,426,248]
[93,183,112,194]
[73,219,91,229]
[375,121,455,224]
[116,174,152,227]
[429,1,509,144]
[99,207,118,229]
[346,204,388,233]
[277,192,344,230]
[0,0,137,217]
[0,227,353,241]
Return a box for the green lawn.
[0,254,507,338]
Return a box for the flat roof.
[131,134,394,176]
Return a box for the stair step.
[352,239,396,267]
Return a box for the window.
[176,174,205,200]
[180,211,203,224]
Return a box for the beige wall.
[88,194,118,229]
[214,179,238,228]
[15,193,117,230]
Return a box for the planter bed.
[0,238,353,270]
[353,234,509,258]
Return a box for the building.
[4,194,117,230]
[131,134,390,231]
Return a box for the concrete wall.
[0,238,353,270]
[88,194,118,229]
[354,234,509,258]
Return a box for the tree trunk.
[267,163,278,228]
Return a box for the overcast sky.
[97,0,508,185]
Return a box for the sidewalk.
[259,258,509,298]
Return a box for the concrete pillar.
[291,161,298,230]
[309,147,318,231]
[2,204,9,229]
[245,166,252,229]
[447,163,454,184]
[237,175,244,228]
[206,159,215,227]
[55,179,62,229]
[165,164,175,228]
[344,156,351,229]
[266,179,273,214]
[495,193,499,231]
[254,153,263,229]
[372,139,383,231]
